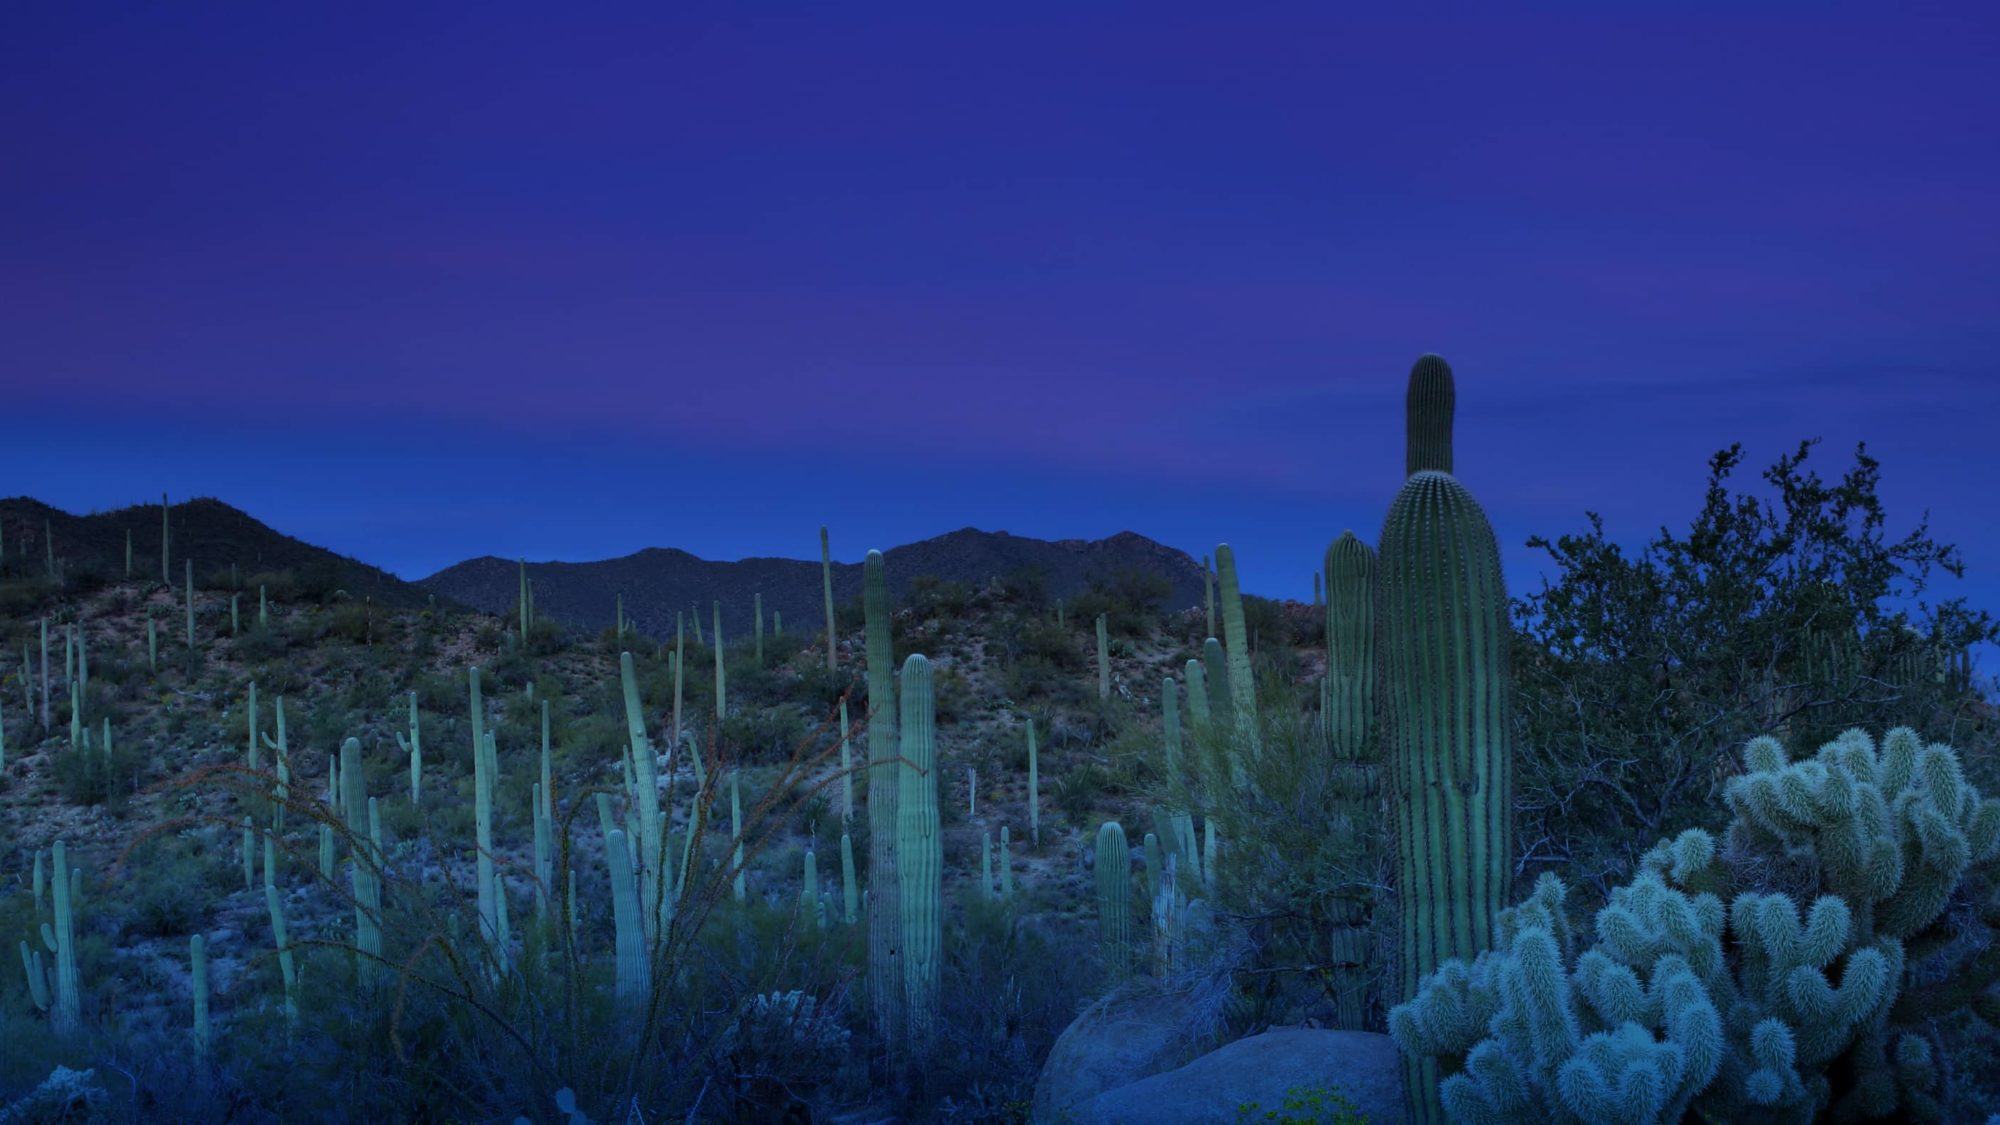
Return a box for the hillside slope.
[0,496,432,608]
[419,526,1208,638]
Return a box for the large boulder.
[1074,1029,1404,1124]
[1032,991,1214,1123]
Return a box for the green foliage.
[1235,1083,1369,1124]
[1514,441,1999,889]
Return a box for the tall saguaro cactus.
[1214,544,1260,758]
[897,653,942,1052]
[1323,530,1381,1031]
[1379,465,1512,1122]
[1405,353,1455,476]
[863,549,902,1049]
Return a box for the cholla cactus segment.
[1395,728,2000,1124]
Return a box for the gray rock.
[1032,991,1214,1123]
[1075,1029,1405,1124]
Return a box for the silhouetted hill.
[0,496,431,607]
[418,527,1207,638]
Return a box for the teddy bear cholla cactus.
[1391,727,2000,1123]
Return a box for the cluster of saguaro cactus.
[19,839,82,1033]
[1393,727,2000,1123]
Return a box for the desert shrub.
[1514,441,1999,893]
[1067,566,1171,637]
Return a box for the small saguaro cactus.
[1201,637,1230,729]
[190,933,210,1056]
[1214,544,1259,758]
[897,653,943,1052]
[341,737,384,983]
[1095,613,1111,701]
[713,601,726,719]
[754,592,765,664]
[1027,718,1040,846]
[1405,353,1455,475]
[1184,659,1209,728]
[730,772,746,903]
[1161,676,1181,790]
[1202,553,1215,638]
[840,831,859,924]
[999,825,1014,899]
[185,559,196,652]
[604,828,649,1005]
[1096,821,1132,976]
[393,691,421,804]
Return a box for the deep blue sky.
[3,5,1996,629]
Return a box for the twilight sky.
[3,5,1996,623]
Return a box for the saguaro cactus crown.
[1380,462,1512,1121]
[1405,352,1455,476]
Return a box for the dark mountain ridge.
[0,496,432,608]
[419,527,1209,638]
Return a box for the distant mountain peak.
[420,527,1206,637]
